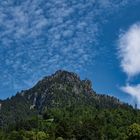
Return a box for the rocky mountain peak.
[52,70,81,83]
[21,70,95,111]
[28,70,94,96]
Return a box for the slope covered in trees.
[0,70,140,140]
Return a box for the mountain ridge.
[0,70,133,128]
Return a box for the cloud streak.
[121,84,140,107]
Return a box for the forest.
[0,71,140,140]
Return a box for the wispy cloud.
[118,23,140,106]
[0,0,136,95]
[121,84,140,107]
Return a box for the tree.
[127,123,140,140]
[37,131,49,140]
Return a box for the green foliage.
[56,137,64,140]
[127,123,140,140]
[0,130,50,140]
[0,107,140,140]
[37,131,49,140]
[0,70,140,139]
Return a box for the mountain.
[0,70,132,126]
[0,70,140,140]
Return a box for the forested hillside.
[0,70,140,140]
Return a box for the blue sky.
[0,0,140,107]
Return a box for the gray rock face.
[23,70,95,111]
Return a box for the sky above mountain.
[0,0,140,107]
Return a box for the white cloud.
[118,23,140,107]
[118,23,140,77]
[121,84,140,107]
